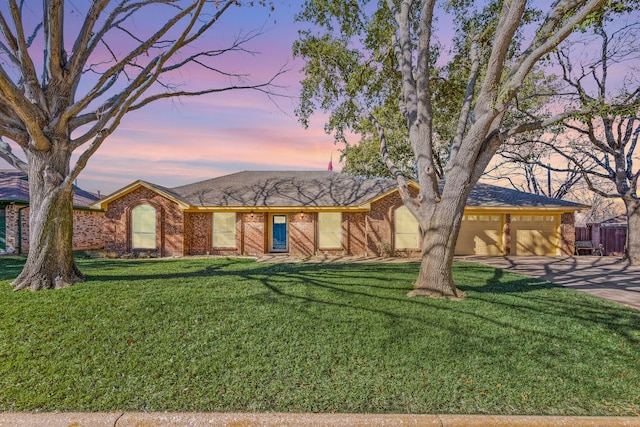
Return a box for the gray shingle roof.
[171,171,396,207]
[0,169,99,207]
[465,182,586,208]
[167,171,586,209]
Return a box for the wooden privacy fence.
[575,227,591,242]
[575,225,627,256]
[600,226,627,256]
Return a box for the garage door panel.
[455,218,502,256]
[476,230,502,255]
[511,217,558,256]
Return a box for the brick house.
[0,169,104,254]
[93,171,586,258]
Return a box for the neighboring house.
[0,169,104,254]
[93,171,587,258]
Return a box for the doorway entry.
[270,214,288,252]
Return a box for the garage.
[510,215,558,255]
[455,214,503,255]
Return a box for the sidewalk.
[1,412,639,426]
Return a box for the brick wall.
[103,186,184,257]
[3,204,23,252]
[184,212,211,255]
[290,212,316,257]
[344,212,366,255]
[3,204,103,253]
[560,212,576,256]
[365,189,420,257]
[72,210,105,250]
[504,214,511,255]
[243,212,266,256]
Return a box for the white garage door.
[511,215,558,256]
[455,215,502,255]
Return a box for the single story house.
[93,171,587,258]
[0,169,104,254]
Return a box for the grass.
[0,256,639,415]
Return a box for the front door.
[271,214,288,252]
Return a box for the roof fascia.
[0,199,29,205]
[464,206,588,213]
[184,206,371,213]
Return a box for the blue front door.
[271,215,288,252]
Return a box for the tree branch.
[0,137,27,172]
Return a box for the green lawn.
[0,256,639,415]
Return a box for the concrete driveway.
[464,255,640,310]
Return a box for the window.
[131,204,156,249]
[318,212,342,248]
[213,212,236,248]
[395,205,419,249]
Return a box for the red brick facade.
[560,212,576,256]
[103,187,183,257]
[101,185,577,258]
[2,204,104,254]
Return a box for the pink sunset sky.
[0,2,342,195]
[2,2,632,197]
[70,2,336,195]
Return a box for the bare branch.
[7,0,46,110]
[366,105,420,216]
[497,0,606,112]
[0,137,27,172]
[62,0,204,124]
[43,0,65,85]
[445,38,480,176]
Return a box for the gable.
[92,181,190,210]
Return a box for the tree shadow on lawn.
[94,259,640,387]
[4,256,638,346]
[97,259,638,342]
[0,256,27,281]
[456,262,640,345]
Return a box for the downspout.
[18,205,27,255]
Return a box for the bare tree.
[296,0,605,299]
[0,0,284,290]
[535,19,640,262]
[485,131,585,200]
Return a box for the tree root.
[12,270,84,291]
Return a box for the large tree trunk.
[12,152,84,291]
[625,198,640,265]
[408,195,467,300]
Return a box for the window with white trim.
[318,212,342,248]
[213,212,237,248]
[131,204,156,249]
[395,205,419,249]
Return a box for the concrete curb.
[1,413,639,426]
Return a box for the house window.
[213,212,236,248]
[131,204,156,249]
[395,205,419,249]
[318,212,342,248]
